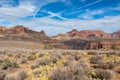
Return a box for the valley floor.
[0,40,120,80]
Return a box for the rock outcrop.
[0,25,51,41]
[52,29,113,40]
[112,30,120,38]
[62,39,120,50]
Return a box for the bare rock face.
[0,25,51,41]
[62,39,120,50]
[112,30,120,38]
[9,25,27,33]
[53,29,111,40]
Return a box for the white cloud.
[0,1,36,21]
[78,9,104,19]
[4,15,120,36]
[0,0,66,20]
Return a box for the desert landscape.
[0,0,120,80]
[0,25,119,80]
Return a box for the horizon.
[0,0,120,36]
[0,25,119,37]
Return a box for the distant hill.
[112,30,120,38]
[0,25,119,42]
[52,29,120,40]
[0,25,51,41]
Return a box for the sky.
[0,0,120,36]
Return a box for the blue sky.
[0,0,120,36]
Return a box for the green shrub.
[27,54,36,60]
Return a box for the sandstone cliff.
[52,29,116,40]
[0,25,51,41]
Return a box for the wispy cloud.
[46,11,67,20]
[32,0,68,18]
[67,0,103,15]
[3,15,120,36]
[78,9,104,19]
[0,0,37,21]
[78,0,103,10]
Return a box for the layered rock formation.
[0,26,119,50]
[52,29,118,40]
[63,39,120,50]
[0,25,51,41]
[112,30,120,38]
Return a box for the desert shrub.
[0,70,6,80]
[31,62,40,69]
[61,52,69,56]
[31,58,51,69]
[88,51,97,55]
[27,54,36,60]
[39,58,51,66]
[14,54,21,58]
[94,69,115,80]
[51,56,59,63]
[114,60,120,65]
[106,61,115,69]
[38,53,44,57]
[90,54,104,64]
[43,44,54,49]
[117,69,120,74]
[64,60,72,66]
[5,74,16,80]
[5,70,27,80]
[7,53,14,57]
[0,59,18,70]
[16,70,27,80]
[74,54,82,61]
[19,57,27,64]
[33,68,41,77]
[106,52,115,56]
[97,61,115,69]
[67,52,82,61]
[49,67,68,80]
[68,55,75,61]
[53,53,62,59]
[0,57,4,64]
[50,58,90,80]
